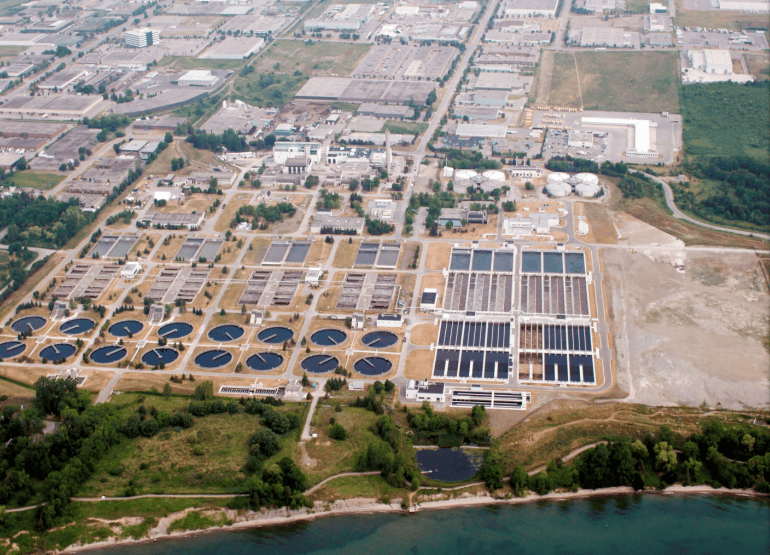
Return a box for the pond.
[415,448,482,482]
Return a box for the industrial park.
[0,0,766,549]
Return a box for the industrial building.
[500,0,559,18]
[310,215,365,235]
[503,212,560,235]
[304,3,374,31]
[456,123,508,139]
[717,0,768,10]
[200,37,265,59]
[581,116,656,158]
[296,78,435,105]
[688,49,733,75]
[177,70,219,87]
[570,27,633,48]
[125,28,161,48]
[568,131,594,148]
[357,103,414,120]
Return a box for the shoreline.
[60,485,767,554]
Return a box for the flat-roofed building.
[405,379,446,403]
[501,0,559,18]
[456,123,508,138]
[688,49,733,74]
[125,28,160,48]
[142,211,205,229]
[310,214,365,234]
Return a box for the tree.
[33,376,79,416]
[479,450,504,490]
[743,434,756,453]
[328,422,347,440]
[426,90,437,105]
[194,380,214,401]
[654,442,677,474]
[510,465,528,497]
[249,429,280,460]
[164,132,173,144]
[163,383,172,398]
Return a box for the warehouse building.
[501,0,559,18]
[581,116,657,158]
[296,77,435,105]
[716,0,768,10]
[456,123,508,139]
[310,214,365,235]
[688,49,733,75]
[357,103,414,120]
[125,28,160,48]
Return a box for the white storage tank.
[575,181,601,197]
[482,170,505,182]
[547,172,570,183]
[575,173,599,186]
[546,181,572,197]
[454,169,478,180]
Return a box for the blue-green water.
[98,495,769,555]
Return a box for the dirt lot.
[410,324,438,346]
[602,248,769,410]
[575,202,618,245]
[424,242,451,270]
[403,349,434,380]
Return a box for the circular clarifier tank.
[301,354,339,374]
[354,356,392,376]
[11,316,46,334]
[0,341,26,359]
[157,322,193,340]
[246,352,284,372]
[90,346,128,364]
[310,328,347,346]
[208,324,244,342]
[195,349,233,369]
[40,343,76,362]
[361,331,398,349]
[142,347,179,367]
[108,320,144,337]
[58,318,95,335]
[257,326,294,344]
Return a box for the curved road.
[645,173,770,241]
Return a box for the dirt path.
[573,53,584,109]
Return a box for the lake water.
[94,495,769,555]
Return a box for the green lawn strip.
[4,171,65,190]
[380,121,428,135]
[307,474,407,502]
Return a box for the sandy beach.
[58,484,767,554]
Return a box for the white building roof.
[456,123,508,138]
[179,70,217,83]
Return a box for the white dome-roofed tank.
[575,181,601,197]
[482,170,505,182]
[454,169,478,180]
[546,180,572,197]
[575,173,599,186]
[547,172,569,183]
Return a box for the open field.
[410,324,438,346]
[575,202,618,245]
[332,238,360,268]
[424,242,451,270]
[549,52,680,113]
[679,81,769,160]
[252,40,370,78]
[144,141,179,176]
[403,349,433,380]
[214,193,252,232]
[241,237,271,265]
[0,376,34,399]
[4,171,65,190]
[548,52,580,107]
[602,247,769,409]
[745,54,769,82]
[306,474,406,502]
[232,71,308,109]
[158,56,246,72]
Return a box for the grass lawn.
[680,81,769,160]
[550,52,680,113]
[4,170,65,190]
[380,121,428,135]
[232,71,308,108]
[307,474,407,502]
[252,39,371,77]
[624,0,650,11]
[330,101,361,113]
[745,54,769,82]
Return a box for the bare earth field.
[603,247,769,410]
